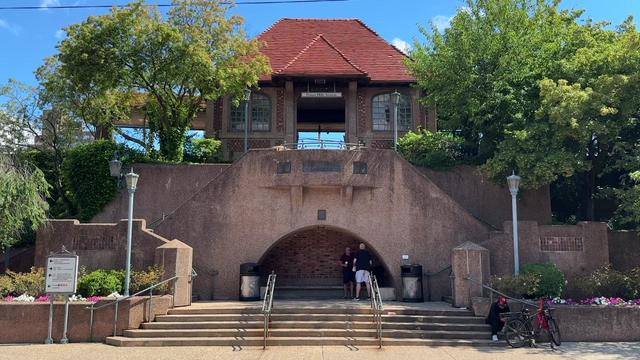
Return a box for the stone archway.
[258,225,392,288]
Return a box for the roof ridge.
[354,19,411,59]
[275,34,367,75]
[256,18,285,40]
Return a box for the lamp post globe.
[391,91,401,151]
[124,169,139,296]
[109,158,122,178]
[507,171,521,274]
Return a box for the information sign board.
[45,255,79,294]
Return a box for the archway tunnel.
[258,225,392,290]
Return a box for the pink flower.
[35,295,49,302]
[86,296,102,303]
[3,296,15,302]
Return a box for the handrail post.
[89,304,95,342]
[113,301,119,336]
[148,288,153,322]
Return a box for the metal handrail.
[86,269,197,341]
[464,276,536,308]
[368,274,383,348]
[424,265,452,302]
[262,272,276,350]
[280,139,365,150]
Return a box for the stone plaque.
[353,161,368,174]
[276,161,291,174]
[540,236,584,252]
[302,161,342,173]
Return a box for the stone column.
[155,239,193,307]
[284,81,296,144]
[451,242,490,308]
[346,81,358,143]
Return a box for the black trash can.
[239,263,261,301]
[401,264,424,302]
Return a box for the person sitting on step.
[486,296,510,342]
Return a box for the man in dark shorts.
[352,243,372,301]
[339,247,355,299]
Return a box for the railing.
[280,139,365,150]
[262,272,277,350]
[86,269,197,341]
[368,274,384,348]
[424,265,453,302]
[464,276,536,308]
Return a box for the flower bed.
[548,296,640,306]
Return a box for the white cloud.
[431,15,453,33]
[391,37,411,55]
[40,0,61,9]
[55,29,65,39]
[0,19,21,36]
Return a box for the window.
[228,93,272,132]
[251,94,271,131]
[372,93,412,131]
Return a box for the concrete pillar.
[155,240,193,307]
[451,242,490,308]
[346,81,358,143]
[284,81,296,144]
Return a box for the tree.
[43,0,270,161]
[0,155,50,250]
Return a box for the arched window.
[229,93,272,132]
[372,93,412,131]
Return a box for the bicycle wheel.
[504,318,528,348]
[548,318,561,346]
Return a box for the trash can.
[401,264,424,302]
[239,263,261,301]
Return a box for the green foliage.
[184,137,222,163]
[398,129,463,170]
[0,275,15,296]
[131,266,166,294]
[575,265,640,299]
[61,140,146,221]
[4,267,46,296]
[521,262,566,298]
[77,269,125,297]
[42,0,270,161]
[0,156,50,250]
[490,272,541,299]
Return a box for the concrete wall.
[35,219,169,271]
[608,230,640,271]
[0,296,171,343]
[93,163,230,225]
[483,221,610,286]
[471,297,640,342]
[151,149,491,300]
[419,166,552,229]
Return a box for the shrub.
[131,266,166,294]
[6,267,45,296]
[398,128,464,170]
[490,272,541,298]
[576,265,637,299]
[521,262,565,298]
[0,275,14,296]
[77,269,124,297]
[184,138,222,163]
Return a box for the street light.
[507,171,522,275]
[123,169,139,296]
[243,88,251,153]
[390,91,401,151]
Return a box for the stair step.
[124,328,489,340]
[106,336,498,347]
[142,320,489,331]
[168,307,474,316]
[155,313,484,324]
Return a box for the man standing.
[352,243,372,301]
[339,247,354,299]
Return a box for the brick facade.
[260,226,386,286]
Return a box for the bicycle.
[502,298,561,349]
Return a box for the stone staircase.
[106,302,494,347]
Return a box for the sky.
[0,0,639,87]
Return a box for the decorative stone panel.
[276,88,285,132]
[540,236,584,252]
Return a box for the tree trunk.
[158,125,188,162]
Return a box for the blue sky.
[0,0,639,86]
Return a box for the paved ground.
[1,343,638,360]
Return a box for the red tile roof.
[257,18,414,82]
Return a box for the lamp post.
[390,91,400,151]
[243,88,251,153]
[124,169,139,296]
[507,171,521,274]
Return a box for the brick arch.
[258,225,393,287]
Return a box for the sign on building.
[301,92,342,98]
[45,253,79,294]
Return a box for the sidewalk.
[0,342,638,360]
